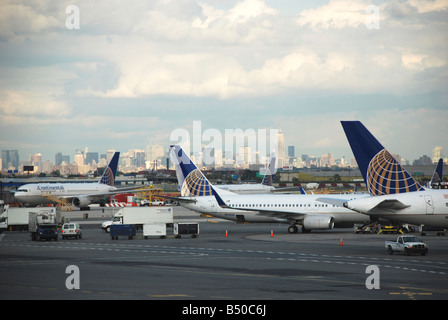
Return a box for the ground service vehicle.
[61,223,82,239]
[385,235,428,256]
[110,224,136,240]
[143,223,167,239]
[29,208,60,241]
[174,222,200,238]
[102,206,173,232]
[1,206,63,231]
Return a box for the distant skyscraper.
[432,146,443,163]
[1,150,19,170]
[86,152,99,165]
[288,146,295,157]
[55,152,62,166]
[277,129,285,167]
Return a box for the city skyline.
[1,1,447,165]
[1,142,445,175]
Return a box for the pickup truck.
[385,235,428,256]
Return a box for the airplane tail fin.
[430,158,443,187]
[341,121,423,196]
[261,157,276,186]
[170,145,214,197]
[99,152,120,186]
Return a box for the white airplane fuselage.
[346,189,448,228]
[181,193,370,227]
[14,183,116,206]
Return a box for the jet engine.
[303,215,335,230]
[72,196,91,208]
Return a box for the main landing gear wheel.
[288,225,298,234]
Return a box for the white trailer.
[102,206,174,232]
[0,206,62,231]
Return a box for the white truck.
[385,235,428,256]
[29,208,61,241]
[0,206,62,231]
[102,206,174,232]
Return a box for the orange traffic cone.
[226,230,228,237]
[271,230,274,237]
[340,238,343,246]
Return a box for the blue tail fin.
[341,121,423,195]
[99,152,119,186]
[430,158,443,187]
[170,145,214,197]
[261,157,276,186]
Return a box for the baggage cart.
[110,224,136,240]
[174,222,199,238]
[143,223,167,239]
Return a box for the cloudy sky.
[1,0,447,163]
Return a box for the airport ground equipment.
[61,222,82,239]
[385,235,428,256]
[174,222,199,238]
[1,206,62,232]
[143,223,167,239]
[42,193,73,211]
[110,224,136,240]
[377,225,404,235]
[102,206,174,232]
[354,222,378,234]
[419,226,446,236]
[29,208,60,241]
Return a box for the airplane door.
[424,195,434,215]
[208,199,216,213]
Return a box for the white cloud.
[296,0,370,30]
[0,90,71,119]
[1,0,447,161]
[0,1,60,40]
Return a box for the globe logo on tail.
[181,169,213,197]
[366,149,423,196]
[99,167,115,186]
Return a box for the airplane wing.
[315,197,347,207]
[58,188,149,201]
[156,194,197,204]
[271,186,304,193]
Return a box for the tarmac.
[1,206,448,302]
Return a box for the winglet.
[99,152,120,186]
[341,121,423,195]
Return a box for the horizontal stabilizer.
[371,199,410,211]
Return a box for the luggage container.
[143,223,167,239]
[174,222,199,238]
[110,224,136,240]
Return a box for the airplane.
[170,145,371,233]
[193,158,276,194]
[13,152,140,209]
[318,121,448,228]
